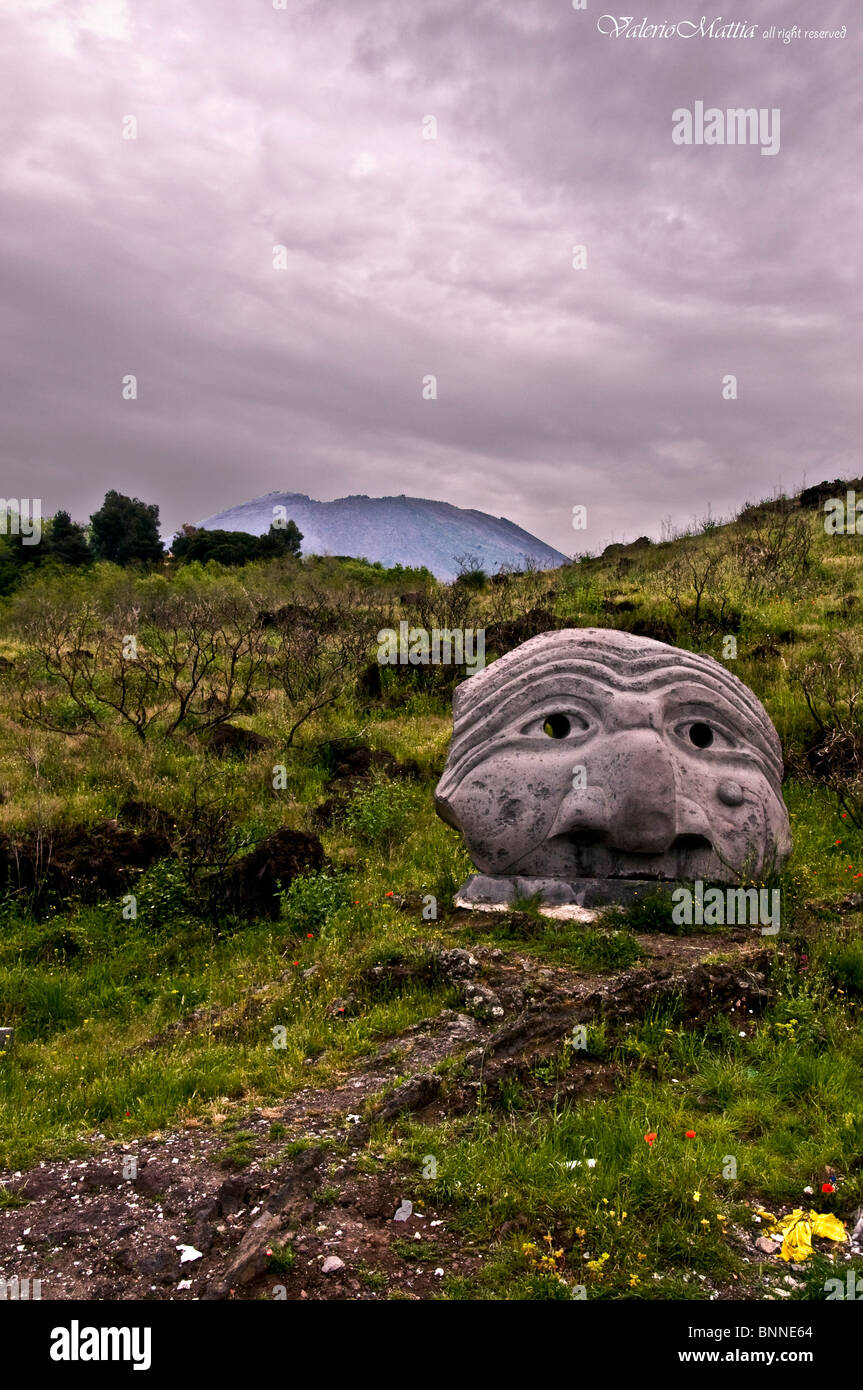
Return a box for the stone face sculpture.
[434,628,792,908]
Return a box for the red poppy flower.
[822,1182,835,1194]
[685,1130,696,1139]
[644,1132,657,1146]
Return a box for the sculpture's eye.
[688,721,714,749]
[543,714,571,739]
[674,718,734,751]
[522,709,591,741]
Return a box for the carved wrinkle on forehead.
[440,678,781,800]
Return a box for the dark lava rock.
[376,1073,443,1122]
[132,1162,170,1198]
[356,662,383,699]
[191,1221,217,1255]
[485,607,557,656]
[258,603,339,632]
[0,821,171,905]
[220,828,324,918]
[216,1175,253,1217]
[138,1248,177,1280]
[118,800,178,838]
[204,723,273,758]
[322,740,420,783]
[627,616,676,645]
[313,741,420,825]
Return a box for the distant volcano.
[196,492,569,581]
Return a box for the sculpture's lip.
[554,831,715,855]
[507,831,720,880]
[574,872,690,881]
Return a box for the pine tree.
[49,510,92,566]
[90,491,164,565]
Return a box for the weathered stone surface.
[376,1073,443,1122]
[209,1210,282,1293]
[435,628,791,904]
[455,873,664,910]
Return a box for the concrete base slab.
[454,873,679,914]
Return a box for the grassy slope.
[0,503,862,1299]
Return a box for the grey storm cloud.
[0,0,860,555]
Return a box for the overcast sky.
[1,0,860,555]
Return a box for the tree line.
[0,491,302,592]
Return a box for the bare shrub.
[735,499,812,595]
[658,545,734,639]
[266,585,379,745]
[789,639,863,827]
[9,577,270,741]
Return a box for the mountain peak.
[196,491,568,580]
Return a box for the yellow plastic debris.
[755,1207,847,1262]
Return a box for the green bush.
[341,781,419,850]
[133,860,194,928]
[280,869,354,933]
[456,569,487,591]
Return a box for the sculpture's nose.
[604,729,678,853]
[548,729,683,853]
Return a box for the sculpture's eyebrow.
[658,680,756,731]
[544,678,616,715]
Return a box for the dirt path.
[0,923,774,1300]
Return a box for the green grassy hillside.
[0,488,861,1301]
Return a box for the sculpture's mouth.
[665,832,714,853]
[541,830,718,879]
